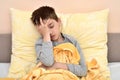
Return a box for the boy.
[31,6,87,77]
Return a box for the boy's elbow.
[81,68,87,77]
[77,67,87,77]
[45,60,54,66]
[82,71,87,77]
[42,57,54,66]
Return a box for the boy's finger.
[40,18,44,26]
[45,19,51,26]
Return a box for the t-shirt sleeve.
[35,38,54,66]
[67,40,87,77]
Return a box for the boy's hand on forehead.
[37,18,50,29]
[37,18,51,42]
[40,18,50,27]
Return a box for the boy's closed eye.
[48,23,54,29]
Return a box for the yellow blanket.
[20,43,107,80]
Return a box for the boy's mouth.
[50,35,55,38]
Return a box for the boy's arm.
[35,39,54,66]
[67,41,87,77]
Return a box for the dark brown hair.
[31,6,59,25]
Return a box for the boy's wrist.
[43,34,51,42]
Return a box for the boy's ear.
[58,18,63,31]
[58,18,61,23]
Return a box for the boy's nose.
[50,31,53,35]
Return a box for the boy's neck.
[53,33,64,43]
[58,34,64,42]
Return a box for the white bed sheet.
[108,62,120,80]
[0,62,120,79]
[0,63,10,78]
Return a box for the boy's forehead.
[42,19,54,24]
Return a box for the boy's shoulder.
[35,37,43,44]
[62,33,78,43]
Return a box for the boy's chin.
[51,39,57,41]
[51,38,58,42]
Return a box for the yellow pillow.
[8,9,39,79]
[8,8,110,79]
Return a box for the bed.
[0,32,120,80]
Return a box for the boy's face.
[42,18,62,41]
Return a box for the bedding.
[21,43,107,80]
[1,62,120,80]
[8,8,110,79]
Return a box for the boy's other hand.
[46,62,68,70]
